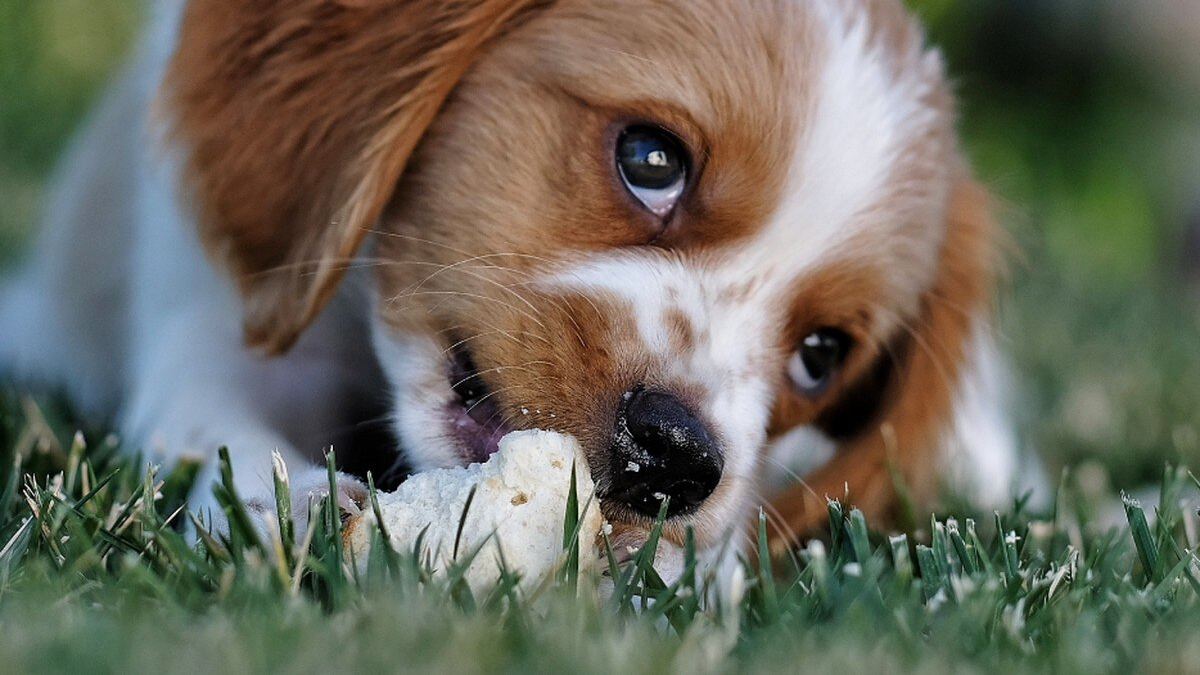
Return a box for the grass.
[3,0,1200,672]
[0,1,144,266]
[3,389,1200,673]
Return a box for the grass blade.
[756,508,780,622]
[1123,492,1160,581]
[213,447,265,556]
[271,451,295,560]
[559,461,581,589]
[453,483,478,562]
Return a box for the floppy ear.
[766,180,1000,554]
[163,0,550,354]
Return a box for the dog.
[0,0,1033,559]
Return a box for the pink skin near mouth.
[445,399,512,465]
[446,343,513,465]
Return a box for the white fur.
[752,0,949,318]
[942,324,1048,508]
[539,254,776,542]
[764,426,839,491]
[758,0,945,279]
[370,322,464,471]
[0,0,379,518]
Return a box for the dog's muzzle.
[605,386,723,518]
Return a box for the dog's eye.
[788,329,851,395]
[616,125,687,217]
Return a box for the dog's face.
[167,0,992,549]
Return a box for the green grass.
[3,1,1200,671]
[0,1,144,266]
[3,389,1200,673]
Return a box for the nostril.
[624,388,713,459]
[608,386,724,518]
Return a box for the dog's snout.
[607,387,723,518]
[624,389,709,461]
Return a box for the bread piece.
[343,430,603,591]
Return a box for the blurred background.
[1,0,1197,491]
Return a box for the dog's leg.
[0,58,145,419]
[119,305,373,535]
[124,163,378,536]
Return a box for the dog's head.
[166,0,996,550]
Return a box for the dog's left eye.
[616,126,687,217]
[788,329,851,395]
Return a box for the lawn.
[2,2,1199,673]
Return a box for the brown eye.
[616,125,687,217]
[788,329,850,395]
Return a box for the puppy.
[0,0,1030,557]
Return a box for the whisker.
[597,45,658,65]
[866,302,960,400]
[759,455,822,503]
[921,289,981,325]
[759,453,815,491]
[759,498,807,551]
[271,229,612,355]
[464,378,551,417]
[385,290,550,333]
[440,327,554,353]
[408,259,548,321]
[365,229,566,268]
[449,361,554,393]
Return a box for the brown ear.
[765,181,1000,554]
[163,0,550,354]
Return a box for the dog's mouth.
[445,341,513,464]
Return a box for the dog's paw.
[241,465,369,542]
[196,456,368,548]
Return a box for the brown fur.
[767,265,888,439]
[165,0,554,353]
[763,181,998,554]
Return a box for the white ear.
[939,322,1050,509]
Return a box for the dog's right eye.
[616,125,687,217]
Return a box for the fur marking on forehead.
[744,0,949,280]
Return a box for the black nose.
[606,387,723,518]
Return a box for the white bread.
[343,430,603,591]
